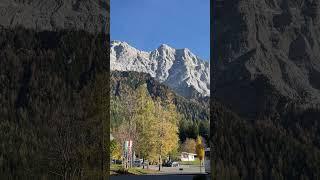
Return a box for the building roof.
[181,152,197,156]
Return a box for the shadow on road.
[110,174,211,180]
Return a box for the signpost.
[123,140,133,169]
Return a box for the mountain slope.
[110,40,210,98]
[0,1,109,178]
[110,71,209,123]
[0,27,108,178]
[215,0,320,118]
[212,0,320,178]
[0,0,108,33]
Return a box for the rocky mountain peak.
[110,41,210,98]
[158,44,173,50]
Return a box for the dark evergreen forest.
[0,26,109,179]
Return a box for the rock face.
[215,0,320,117]
[0,0,108,33]
[111,40,210,98]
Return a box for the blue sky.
[111,0,210,60]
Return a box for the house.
[180,152,197,161]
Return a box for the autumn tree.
[196,136,205,173]
[110,139,121,160]
[154,98,180,170]
[111,84,181,170]
[134,84,157,166]
[181,138,196,153]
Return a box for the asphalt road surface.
[148,165,206,174]
[110,174,211,180]
[110,165,210,180]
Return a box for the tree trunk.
[158,155,161,171]
[142,157,145,169]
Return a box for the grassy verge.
[110,164,122,175]
[110,164,160,175]
[179,158,201,165]
[128,168,160,175]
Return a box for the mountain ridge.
[0,0,108,34]
[110,40,210,98]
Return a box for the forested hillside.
[211,100,320,179]
[0,26,108,179]
[212,0,320,179]
[110,71,209,121]
[110,71,210,142]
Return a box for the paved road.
[111,174,211,180]
[147,165,206,174]
[110,165,210,180]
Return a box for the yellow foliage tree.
[134,84,157,164]
[154,98,180,170]
[181,138,197,153]
[110,139,122,160]
[196,136,205,173]
[112,84,181,170]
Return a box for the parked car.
[133,159,143,167]
[162,161,180,167]
[142,160,149,166]
[171,161,180,167]
[112,159,122,164]
[162,161,172,167]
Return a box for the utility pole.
[158,119,162,171]
[158,153,161,171]
[157,100,163,172]
[158,127,163,171]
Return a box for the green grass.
[110,164,122,175]
[128,168,160,175]
[179,158,201,165]
[110,164,159,175]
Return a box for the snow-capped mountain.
[110,40,210,98]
